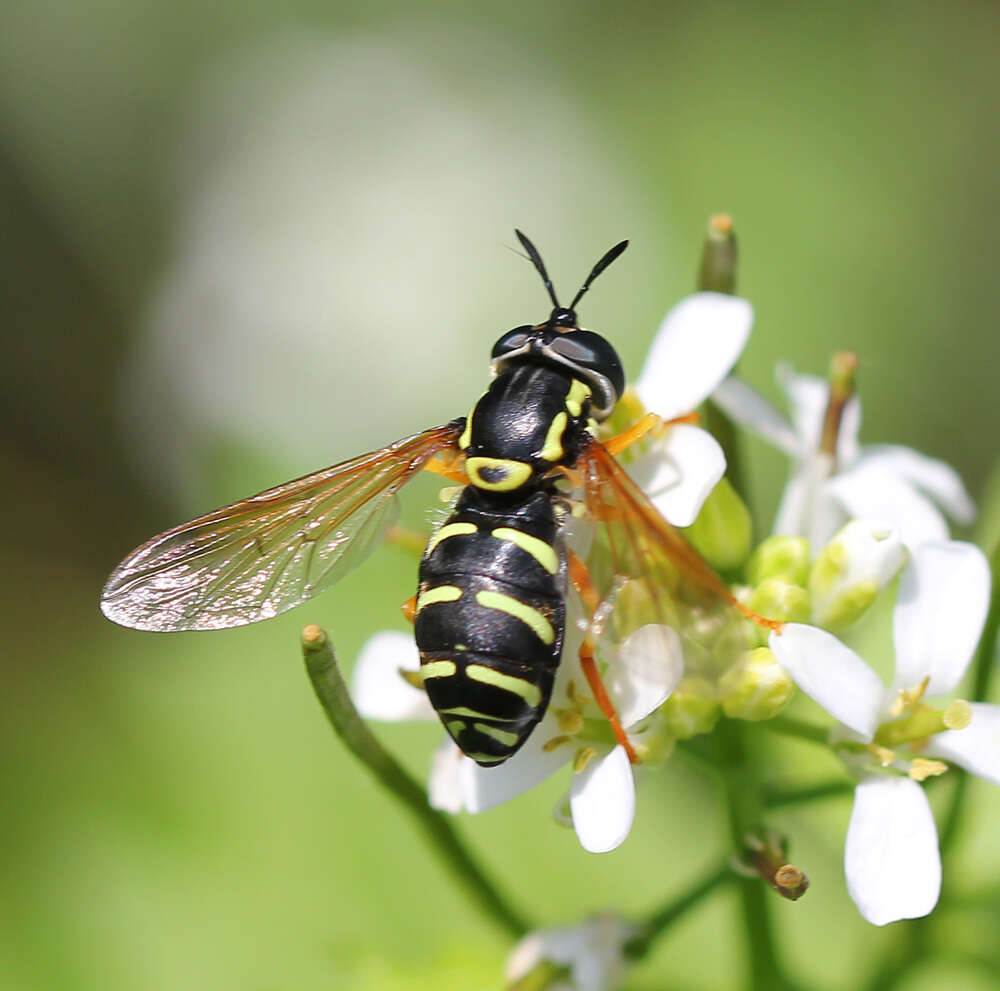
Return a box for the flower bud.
[719,647,795,721]
[685,477,753,572]
[661,676,719,739]
[746,535,811,587]
[747,578,811,625]
[809,520,906,631]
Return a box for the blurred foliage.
[2,1,999,988]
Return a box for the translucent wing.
[101,422,463,632]
[577,438,779,674]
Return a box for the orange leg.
[401,594,417,625]
[603,410,700,456]
[567,549,639,765]
[422,453,468,484]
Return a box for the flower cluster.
[341,220,995,987]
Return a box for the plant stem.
[762,779,854,809]
[625,860,734,959]
[760,715,831,747]
[715,719,793,990]
[300,623,531,938]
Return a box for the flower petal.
[891,542,991,698]
[635,292,753,420]
[352,630,437,721]
[711,375,799,455]
[856,445,975,525]
[772,456,841,543]
[628,424,725,527]
[505,915,634,991]
[845,776,941,926]
[428,738,465,813]
[458,722,570,813]
[925,703,1000,786]
[776,366,829,455]
[827,465,949,549]
[609,624,684,727]
[768,624,885,739]
[569,745,635,853]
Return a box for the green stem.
[760,715,832,747]
[697,214,748,505]
[715,720,793,990]
[938,540,1000,855]
[625,860,734,959]
[762,779,855,809]
[301,624,531,938]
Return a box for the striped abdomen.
[414,487,565,766]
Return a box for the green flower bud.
[661,676,720,739]
[746,535,811,587]
[748,578,811,625]
[810,520,906,631]
[628,711,677,768]
[685,477,753,572]
[719,647,795,721]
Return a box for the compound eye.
[491,326,532,359]
[550,331,625,398]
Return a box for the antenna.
[568,239,629,311]
[514,229,561,309]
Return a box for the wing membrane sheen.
[101,422,461,632]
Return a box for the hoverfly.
[101,232,778,767]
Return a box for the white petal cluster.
[714,365,974,547]
[505,914,635,991]
[770,541,993,925]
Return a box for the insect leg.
[567,549,639,765]
[401,594,417,624]
[602,410,700,456]
[422,453,468,484]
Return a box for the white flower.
[713,364,974,548]
[504,913,636,991]
[769,541,993,925]
[628,292,754,526]
[353,623,683,854]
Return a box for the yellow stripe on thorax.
[491,527,559,574]
[565,378,592,417]
[465,663,543,706]
[473,590,555,645]
[538,411,567,462]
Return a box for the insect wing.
[101,422,462,632]
[578,439,771,676]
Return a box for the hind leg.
[567,549,638,765]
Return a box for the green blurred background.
[3,1,999,988]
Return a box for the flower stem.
[762,779,855,808]
[624,860,733,960]
[760,714,831,746]
[698,214,749,504]
[714,720,795,990]
[300,623,531,938]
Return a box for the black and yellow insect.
[101,232,777,767]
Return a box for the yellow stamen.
[889,676,930,718]
[908,758,949,782]
[558,709,584,735]
[573,746,598,773]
